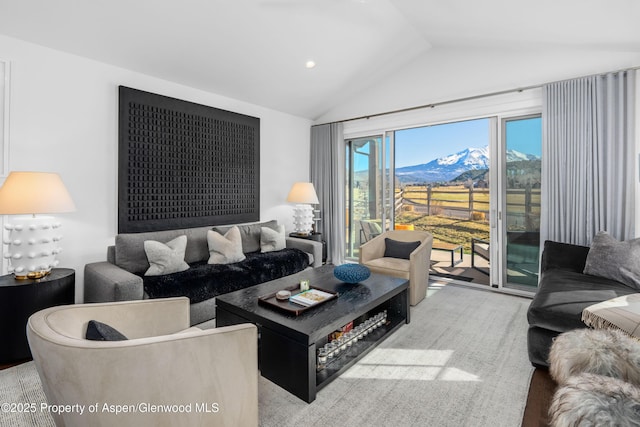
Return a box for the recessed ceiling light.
[305,60,316,69]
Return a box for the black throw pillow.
[86,320,128,341]
[384,238,421,259]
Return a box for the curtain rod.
[315,65,640,127]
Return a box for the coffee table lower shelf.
[217,302,408,403]
[315,316,405,390]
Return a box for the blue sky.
[505,117,542,158]
[394,117,541,168]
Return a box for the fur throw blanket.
[549,328,640,387]
[549,373,640,427]
[142,247,310,303]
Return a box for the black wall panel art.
[118,86,260,233]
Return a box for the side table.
[0,268,75,363]
[433,241,464,267]
[289,232,327,263]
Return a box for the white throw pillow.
[143,235,190,276]
[207,226,246,264]
[261,224,286,253]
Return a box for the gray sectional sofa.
[84,220,322,326]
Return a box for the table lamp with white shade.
[286,182,319,236]
[0,172,76,279]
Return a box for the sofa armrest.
[84,261,144,303]
[286,237,322,268]
[410,235,433,269]
[39,297,191,339]
[540,240,590,273]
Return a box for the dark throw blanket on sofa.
[141,248,310,303]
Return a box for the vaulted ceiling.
[0,0,639,121]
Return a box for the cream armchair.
[359,230,433,306]
[27,297,258,427]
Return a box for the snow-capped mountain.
[395,146,539,184]
[395,146,489,183]
[506,149,539,162]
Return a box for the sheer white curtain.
[541,71,636,246]
[310,123,345,264]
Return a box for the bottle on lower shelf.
[316,310,389,371]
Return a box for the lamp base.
[3,216,62,280]
[292,204,314,235]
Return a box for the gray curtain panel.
[541,70,636,246]
[310,122,345,265]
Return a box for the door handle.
[491,210,498,228]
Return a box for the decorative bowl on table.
[334,264,371,284]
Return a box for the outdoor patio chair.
[471,237,490,275]
[358,219,382,243]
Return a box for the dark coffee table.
[216,265,410,403]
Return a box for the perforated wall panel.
[118,86,260,233]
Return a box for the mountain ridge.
[395,145,539,184]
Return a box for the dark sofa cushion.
[86,320,128,341]
[540,240,590,273]
[384,238,420,259]
[527,269,638,333]
[142,248,309,303]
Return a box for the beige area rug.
[260,282,533,427]
[0,363,54,427]
[0,283,533,427]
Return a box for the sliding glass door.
[501,115,542,291]
[345,136,388,260]
[343,114,542,294]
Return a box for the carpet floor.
[0,282,534,427]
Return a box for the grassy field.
[393,184,539,252]
[395,212,489,253]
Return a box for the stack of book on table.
[290,289,334,307]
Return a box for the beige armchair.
[359,230,433,306]
[27,297,258,427]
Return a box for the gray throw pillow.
[213,220,278,253]
[207,226,246,264]
[583,231,640,290]
[384,238,421,260]
[143,235,190,276]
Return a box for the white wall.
[315,47,640,124]
[0,34,312,302]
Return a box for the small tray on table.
[258,285,338,316]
